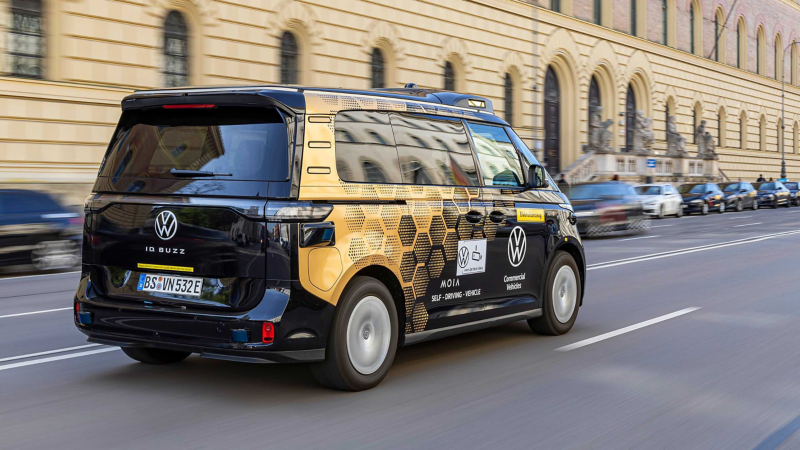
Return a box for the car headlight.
[691,199,703,204]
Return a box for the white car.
[635,184,684,218]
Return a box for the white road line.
[0,344,101,363]
[652,225,674,228]
[555,307,702,352]
[733,222,762,228]
[0,347,120,372]
[0,271,80,282]
[0,307,72,320]
[619,235,660,242]
[587,229,800,270]
[789,210,800,213]
[728,215,753,219]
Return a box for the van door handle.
[488,211,505,223]
[465,211,483,223]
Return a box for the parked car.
[635,184,683,218]
[753,181,792,208]
[679,183,726,215]
[784,181,800,206]
[0,190,82,271]
[719,181,759,212]
[569,182,648,236]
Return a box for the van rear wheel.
[311,276,398,391]
[529,251,581,336]
[121,347,190,364]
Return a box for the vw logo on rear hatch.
[155,210,178,240]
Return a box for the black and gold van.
[74,85,585,390]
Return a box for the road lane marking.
[0,271,80,282]
[0,344,101,363]
[618,235,660,242]
[0,307,72,320]
[733,222,762,228]
[753,414,800,450]
[728,215,753,219]
[0,347,120,372]
[588,229,800,270]
[651,225,674,228]
[555,307,702,352]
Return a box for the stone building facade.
[1,0,800,203]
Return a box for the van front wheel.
[311,276,398,391]
[529,251,581,336]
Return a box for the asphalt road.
[2,206,800,450]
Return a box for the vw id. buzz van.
[75,85,585,390]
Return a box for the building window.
[9,0,45,78]
[551,0,560,12]
[760,115,766,150]
[757,26,765,75]
[444,61,455,91]
[740,112,746,149]
[594,0,602,25]
[371,48,385,88]
[163,11,189,88]
[718,107,726,147]
[630,0,636,36]
[280,31,299,85]
[662,0,668,45]
[693,105,699,144]
[775,35,783,80]
[714,9,724,62]
[504,73,514,125]
[737,17,746,70]
[792,42,798,85]
[690,3,695,54]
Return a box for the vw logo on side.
[155,210,178,240]
[508,226,527,267]
[458,246,470,268]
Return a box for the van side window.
[334,111,402,183]
[390,113,479,186]
[467,122,524,187]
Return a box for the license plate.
[137,273,203,297]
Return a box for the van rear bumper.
[81,331,324,363]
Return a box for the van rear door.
[84,104,292,311]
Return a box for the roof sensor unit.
[404,83,418,89]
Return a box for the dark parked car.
[753,181,792,208]
[679,183,726,215]
[0,190,82,271]
[719,182,759,212]
[784,182,800,206]
[568,182,648,236]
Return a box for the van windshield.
[99,106,289,181]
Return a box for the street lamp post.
[781,42,796,180]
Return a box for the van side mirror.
[526,164,549,190]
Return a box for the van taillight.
[262,323,275,343]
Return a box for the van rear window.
[99,106,289,181]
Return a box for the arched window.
[594,0,602,25]
[164,11,189,87]
[775,34,783,80]
[740,111,746,149]
[371,48,385,88]
[718,107,726,147]
[9,0,45,78]
[504,73,514,125]
[737,17,747,69]
[760,115,766,150]
[280,31,299,85]
[792,41,798,85]
[757,25,766,75]
[444,61,455,91]
[662,0,668,45]
[689,1,701,56]
[714,8,725,63]
[630,0,637,36]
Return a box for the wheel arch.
[551,241,586,306]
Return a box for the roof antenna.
[404,83,418,89]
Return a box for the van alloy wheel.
[346,295,391,375]
[552,266,578,324]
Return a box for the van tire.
[529,251,581,336]
[121,347,191,364]
[311,276,398,391]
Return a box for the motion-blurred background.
[2,0,800,273]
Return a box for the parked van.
[75,85,585,390]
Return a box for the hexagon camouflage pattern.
[296,91,570,334]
